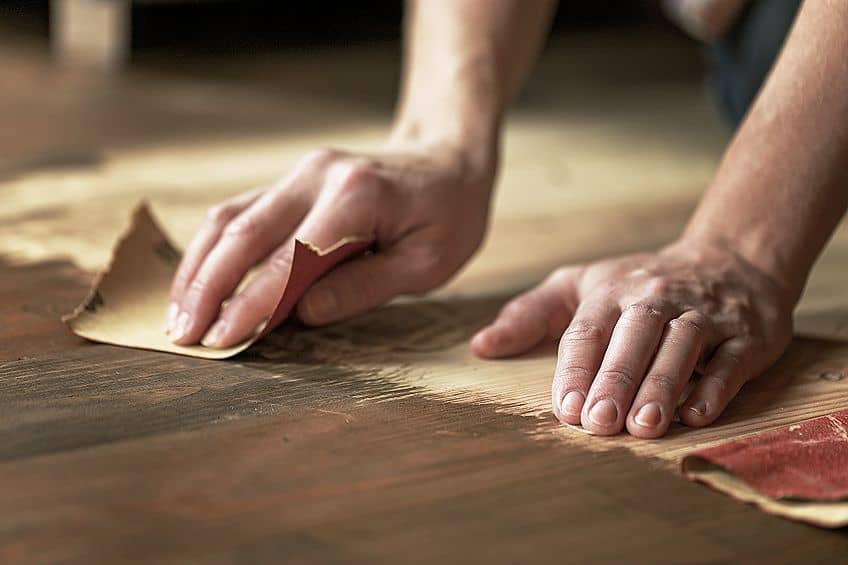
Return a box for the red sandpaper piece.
[684,411,848,501]
[261,238,372,337]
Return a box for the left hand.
[471,239,796,438]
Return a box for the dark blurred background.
[2,0,676,53]
[0,1,711,184]
[0,0,727,305]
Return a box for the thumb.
[297,250,410,326]
[471,266,582,358]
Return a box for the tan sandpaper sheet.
[63,203,370,359]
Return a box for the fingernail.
[304,287,337,322]
[171,311,191,342]
[201,320,228,348]
[687,399,708,417]
[561,391,585,417]
[166,302,179,333]
[634,403,662,428]
[588,398,618,427]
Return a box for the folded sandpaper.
[63,203,370,359]
[683,410,848,528]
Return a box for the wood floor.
[2,26,847,563]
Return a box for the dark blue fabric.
[709,0,803,127]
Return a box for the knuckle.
[172,270,191,290]
[643,372,679,394]
[205,203,239,226]
[718,346,746,367]
[302,147,339,168]
[644,275,673,296]
[562,320,606,343]
[330,162,378,194]
[502,296,533,318]
[594,280,618,298]
[547,267,575,287]
[223,214,261,239]
[623,302,665,323]
[556,364,595,384]
[704,374,732,395]
[669,315,706,336]
[187,276,214,299]
[597,368,637,389]
[268,249,293,274]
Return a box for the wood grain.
[2,327,847,563]
[1,26,847,563]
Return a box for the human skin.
[169,1,848,438]
[166,0,555,347]
[473,0,848,437]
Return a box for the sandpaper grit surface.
[64,203,370,359]
[683,410,848,528]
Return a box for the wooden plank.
[1,254,847,561]
[0,257,91,359]
[2,26,847,561]
[1,349,847,563]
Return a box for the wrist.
[387,112,501,185]
[389,59,503,180]
[672,228,806,306]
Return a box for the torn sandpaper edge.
[682,410,848,528]
[63,202,371,359]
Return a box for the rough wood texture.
[1,26,847,562]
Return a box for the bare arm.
[391,0,557,165]
[684,0,848,301]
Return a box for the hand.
[471,240,796,438]
[167,141,496,348]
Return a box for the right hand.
[166,140,497,348]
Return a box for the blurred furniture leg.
[50,0,131,69]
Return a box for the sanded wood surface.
[2,28,847,563]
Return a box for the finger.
[471,267,581,359]
[551,299,620,425]
[169,149,333,318]
[626,311,708,438]
[294,162,383,248]
[207,242,399,348]
[199,239,297,348]
[171,181,313,345]
[293,163,396,325]
[201,162,381,347]
[679,337,760,428]
[581,303,674,435]
[296,248,421,327]
[168,189,264,329]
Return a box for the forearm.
[390,0,556,165]
[683,0,848,301]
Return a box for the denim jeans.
[709,0,803,127]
